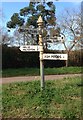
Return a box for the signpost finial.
[37,16,43,25]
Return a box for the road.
[1,74,81,84]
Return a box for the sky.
[0,1,82,49]
[0,0,82,2]
[1,1,81,29]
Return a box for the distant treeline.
[2,45,82,69]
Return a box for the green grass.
[2,66,82,77]
[2,76,82,119]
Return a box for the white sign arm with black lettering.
[43,54,68,60]
[19,45,40,52]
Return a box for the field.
[2,66,82,77]
[2,76,82,119]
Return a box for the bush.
[2,45,82,69]
[68,50,82,66]
[2,45,40,69]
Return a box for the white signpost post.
[19,16,68,90]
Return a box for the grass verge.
[2,76,82,119]
[2,66,82,77]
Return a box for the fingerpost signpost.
[37,16,45,90]
[19,16,68,90]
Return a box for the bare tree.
[0,8,3,44]
[0,8,9,45]
[57,8,83,66]
[0,8,14,46]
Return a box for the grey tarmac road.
[1,74,81,84]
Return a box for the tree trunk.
[65,51,69,67]
[66,59,68,67]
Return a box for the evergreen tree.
[7,1,59,45]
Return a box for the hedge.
[2,45,82,69]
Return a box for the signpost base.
[40,59,45,90]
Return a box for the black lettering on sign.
[23,47,26,48]
[28,46,30,49]
[23,49,26,51]
[58,55,61,58]
[45,55,50,58]
[51,55,61,58]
